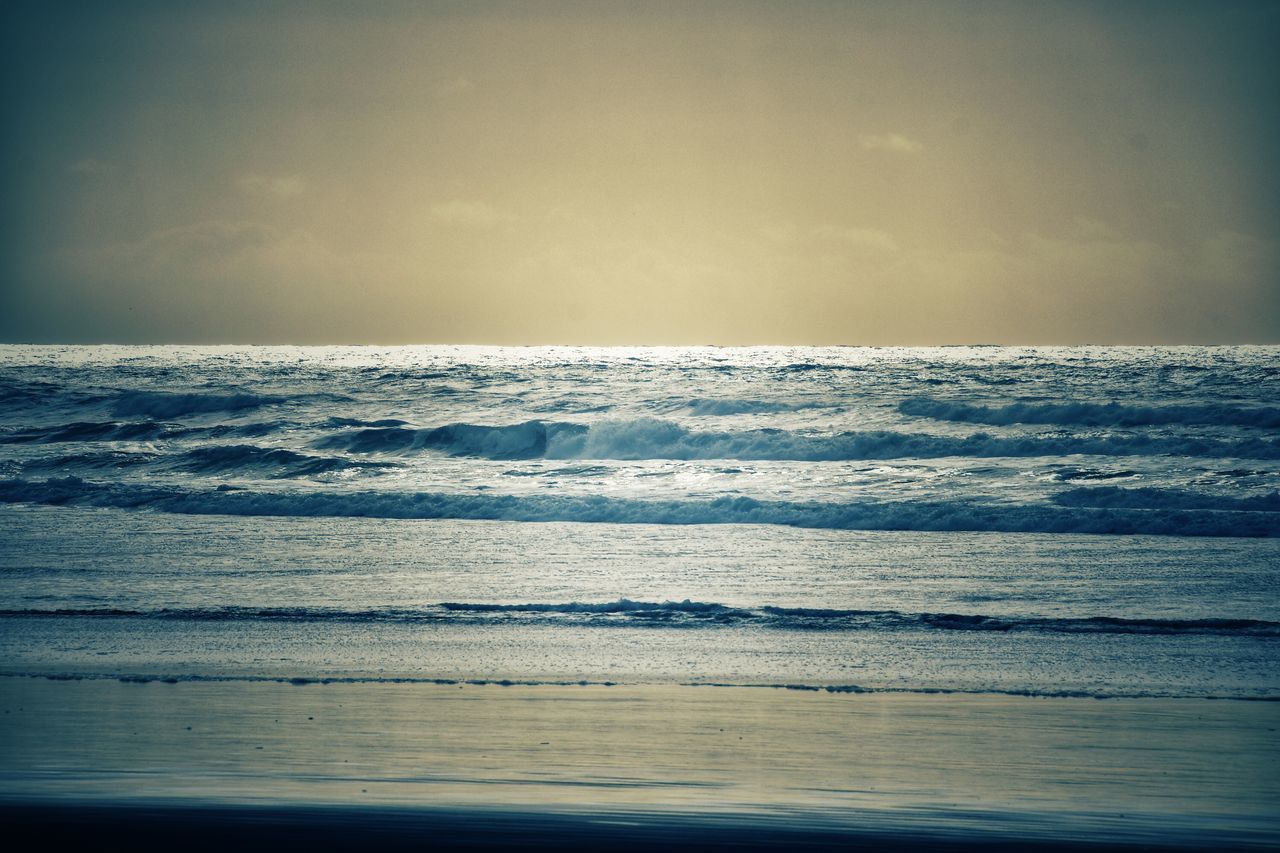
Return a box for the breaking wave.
[172,445,396,477]
[316,417,1280,461]
[5,600,1276,636]
[3,477,1278,536]
[315,420,564,459]
[900,398,1280,428]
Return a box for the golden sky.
[2,0,1277,344]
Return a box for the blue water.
[1,345,1277,696]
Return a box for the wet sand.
[1,678,1276,849]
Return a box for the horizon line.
[2,340,1279,349]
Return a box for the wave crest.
[316,420,572,459]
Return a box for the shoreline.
[2,678,1276,849]
[0,801,1261,852]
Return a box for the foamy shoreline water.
[2,507,1276,698]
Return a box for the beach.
[2,677,1277,849]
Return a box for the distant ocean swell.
[0,416,411,445]
[3,477,1277,536]
[0,387,352,417]
[11,446,398,478]
[4,600,1276,636]
[899,397,1280,428]
[107,390,292,419]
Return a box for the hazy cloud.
[29,220,416,342]
[433,76,476,99]
[757,223,800,245]
[1187,230,1277,286]
[61,220,332,285]
[858,133,924,154]
[429,200,517,228]
[812,226,900,254]
[760,223,899,254]
[236,174,307,199]
[67,158,115,177]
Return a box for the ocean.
[1,344,1277,699]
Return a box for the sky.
[1,0,1277,345]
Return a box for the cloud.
[759,222,899,254]
[758,223,800,245]
[429,200,517,228]
[1188,230,1277,285]
[433,76,476,99]
[64,220,332,285]
[67,158,115,177]
[236,174,306,198]
[35,219,424,341]
[812,225,900,254]
[857,133,924,154]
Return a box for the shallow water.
[3,680,1277,849]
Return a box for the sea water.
[1,345,1277,697]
